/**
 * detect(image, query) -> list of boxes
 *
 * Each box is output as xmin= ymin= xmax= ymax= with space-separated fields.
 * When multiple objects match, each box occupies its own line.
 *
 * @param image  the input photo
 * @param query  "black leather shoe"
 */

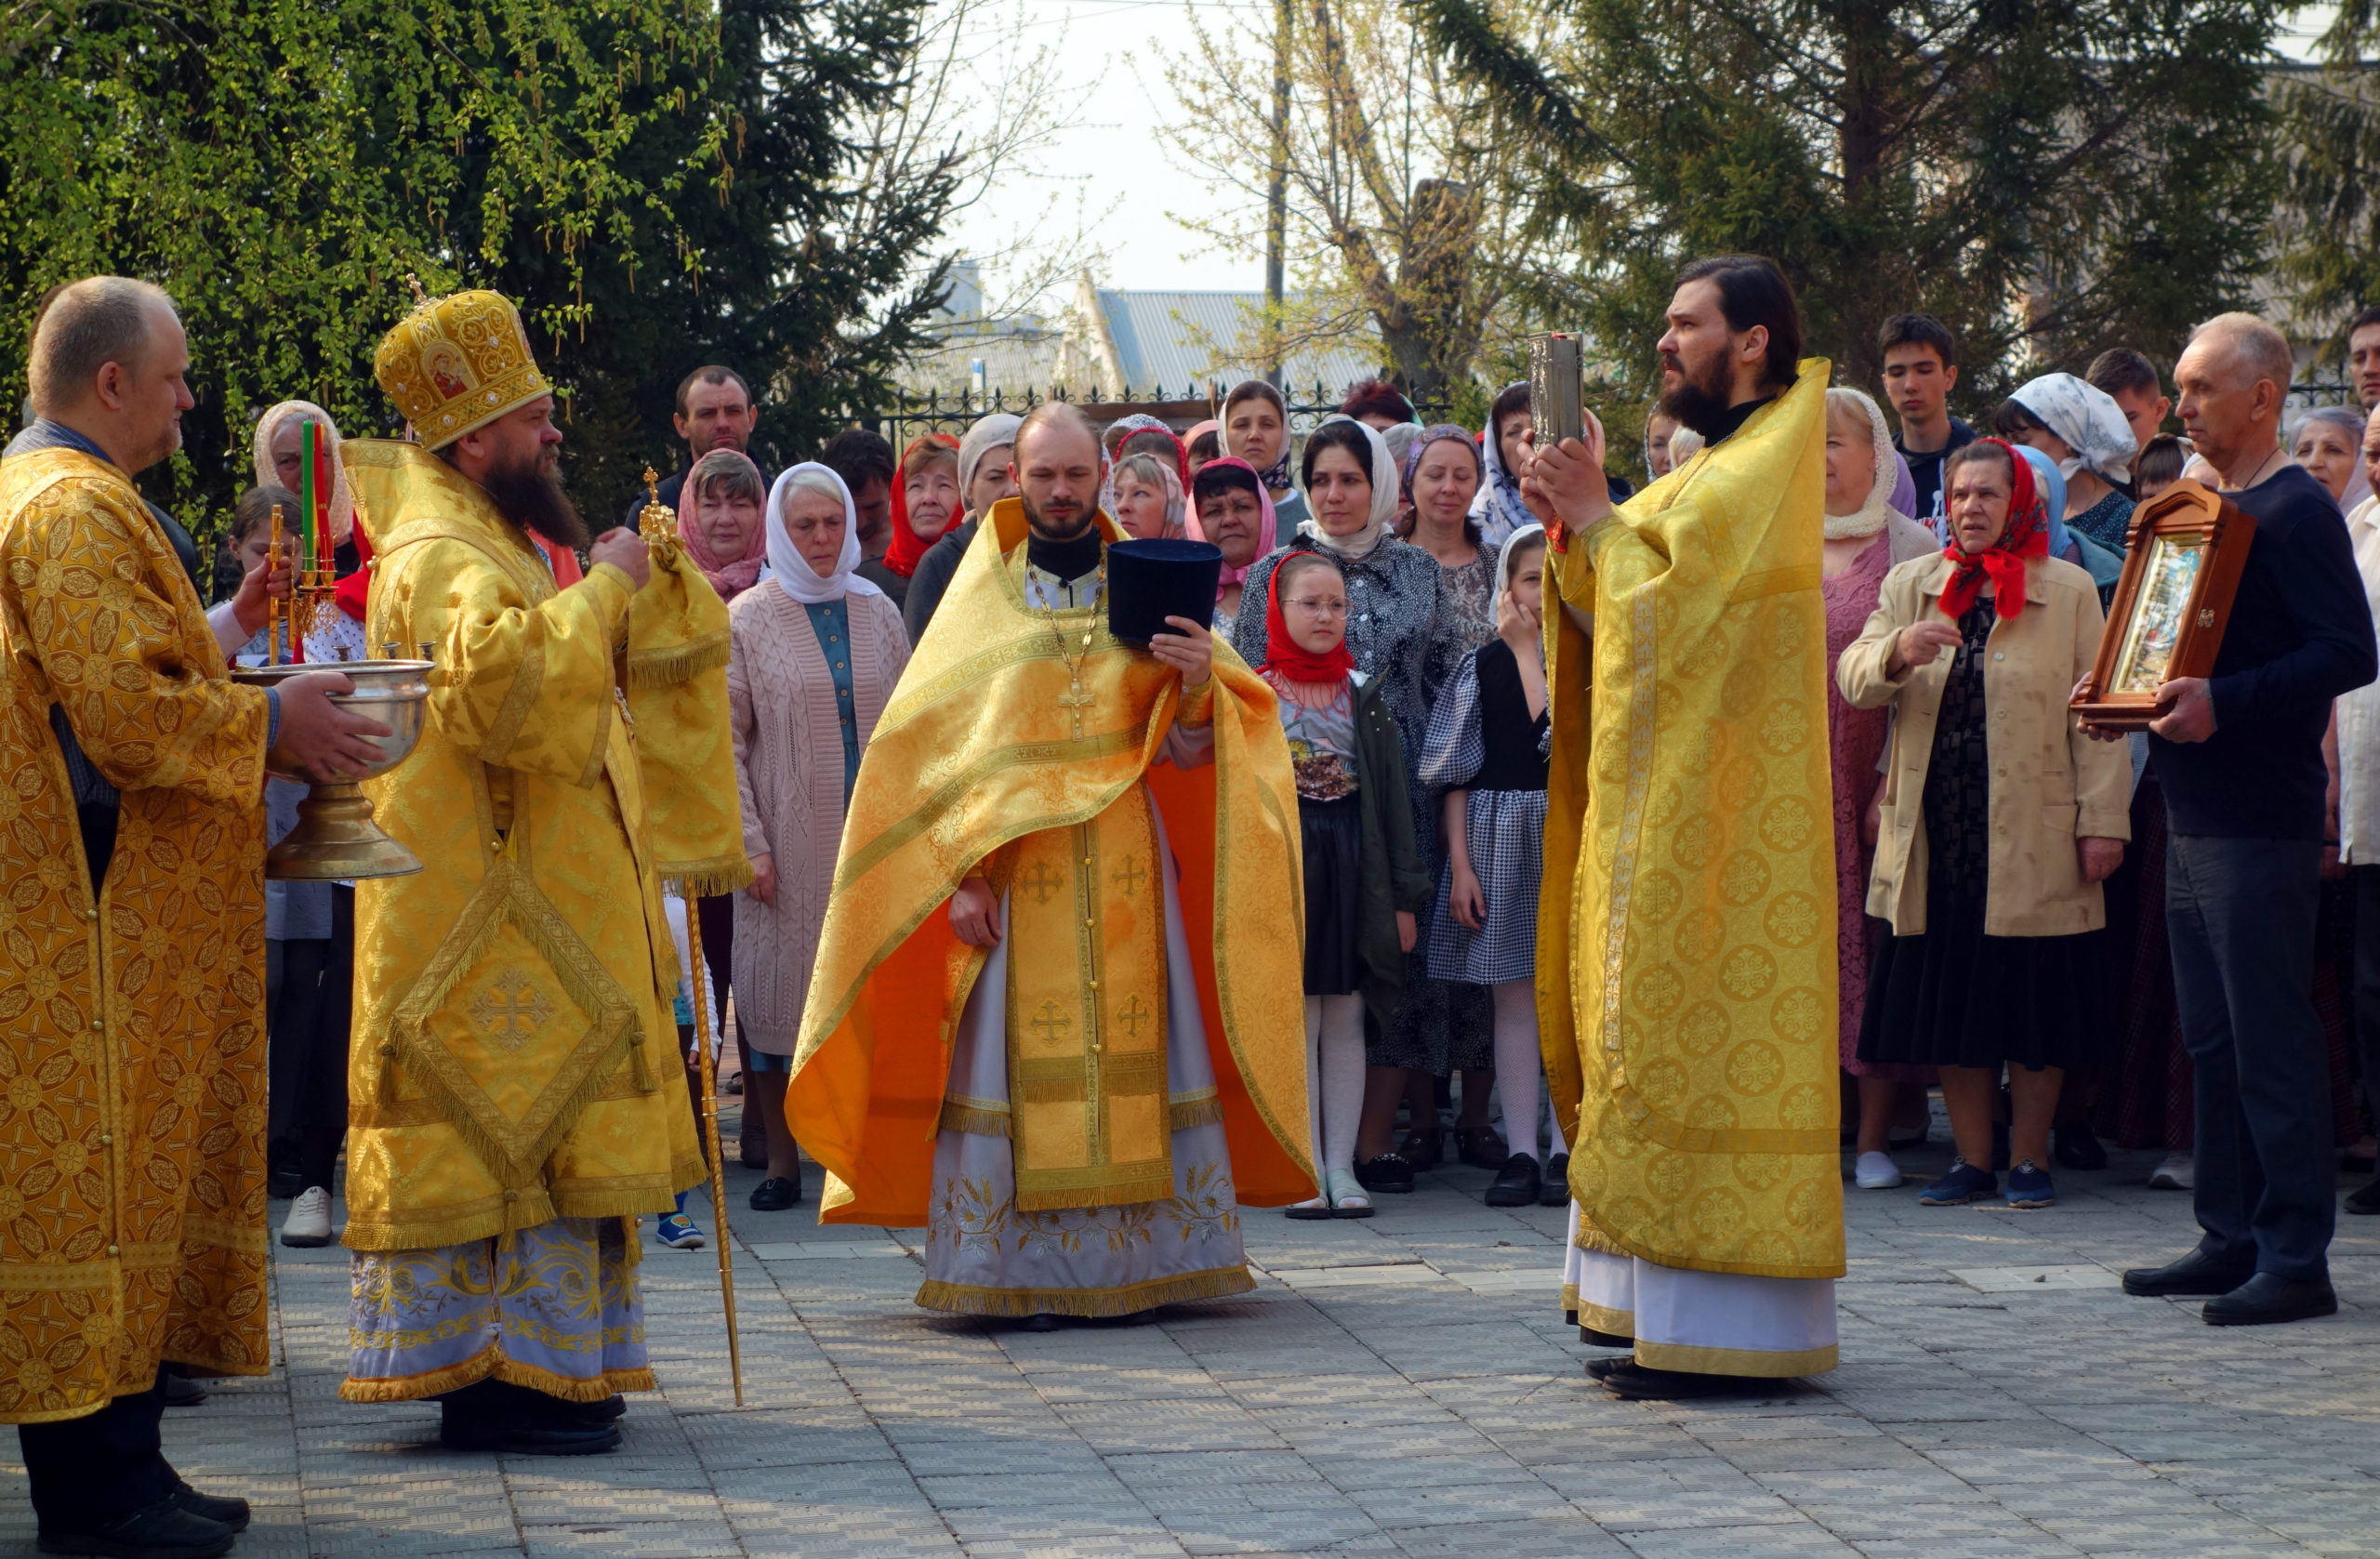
xmin=158 ymin=1368 xmax=205 ymax=1408
xmin=1354 ymin=1152 xmax=1415 ymax=1194
xmin=1600 ymin=1362 xmax=1802 ymax=1401
xmin=2203 ymin=1272 xmax=2338 ymax=1327
xmin=37 ymin=1499 xmax=233 ymax=1558
xmin=1540 ymin=1153 xmax=1571 ymax=1207
xmin=748 ymin=1176 xmax=798 ymax=1211
xmin=2122 ymin=1249 xmax=2255 ymax=1297
xmin=1485 ymin=1153 xmax=1540 ymax=1208
xmin=2346 ymin=1177 xmax=2380 ymax=1216
xmin=440 ymin=1417 xmax=622 ymax=1455
xmin=2053 ymin=1122 xmax=2108 ymax=1171
xmin=1584 ymin=1354 xmax=1632 ymax=1380
xmin=169 ymin=1485 xmax=248 ymax=1534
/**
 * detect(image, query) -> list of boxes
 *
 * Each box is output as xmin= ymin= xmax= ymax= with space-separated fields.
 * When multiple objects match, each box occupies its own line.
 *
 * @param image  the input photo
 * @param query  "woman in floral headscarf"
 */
xmin=1838 ymin=438 xmax=2130 ymax=1214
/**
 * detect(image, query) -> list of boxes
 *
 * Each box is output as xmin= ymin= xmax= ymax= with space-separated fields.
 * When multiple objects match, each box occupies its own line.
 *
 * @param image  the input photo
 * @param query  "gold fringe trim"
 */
xmin=628 ymin=629 xmax=731 ymax=689
xmin=1634 ymin=1339 xmax=1837 ymax=1379
xmin=661 ymin=854 xmax=756 ymax=897
xmin=338 ymin=1345 xmax=657 ymax=1405
xmin=1572 ymin=1214 xmax=1633 ymax=1260
xmin=914 ymin=1263 xmax=1256 ymax=1318
xmin=338 ymin=1182 xmax=683 ymax=1253
xmin=1167 ymin=1094 xmax=1225 ymax=1131
xmin=938 ymin=1102 xmax=1012 ymax=1138
xmin=1013 ymin=1076 xmax=1088 ymax=1104
xmin=1013 ymin=1171 xmax=1172 ymax=1213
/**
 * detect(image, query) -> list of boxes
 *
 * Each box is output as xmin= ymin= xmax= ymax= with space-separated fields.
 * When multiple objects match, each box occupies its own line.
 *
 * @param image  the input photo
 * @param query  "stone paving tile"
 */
xmin=5 ymin=1147 xmax=2376 ymax=1559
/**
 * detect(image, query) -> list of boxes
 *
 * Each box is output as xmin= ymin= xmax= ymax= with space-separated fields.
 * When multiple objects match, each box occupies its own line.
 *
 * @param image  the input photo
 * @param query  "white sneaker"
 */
xmin=280 ymin=1186 xmax=334 ymax=1248
xmin=2148 ymin=1152 xmax=2193 ymax=1191
xmin=1854 ymin=1151 xmax=1903 ymax=1190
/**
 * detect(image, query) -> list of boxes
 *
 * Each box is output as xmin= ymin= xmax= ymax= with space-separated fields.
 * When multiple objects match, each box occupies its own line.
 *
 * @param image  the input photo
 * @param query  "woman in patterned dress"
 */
xmin=1838 ymin=439 xmax=2130 ymax=1212
xmin=1231 ymin=417 xmax=1457 ymax=1192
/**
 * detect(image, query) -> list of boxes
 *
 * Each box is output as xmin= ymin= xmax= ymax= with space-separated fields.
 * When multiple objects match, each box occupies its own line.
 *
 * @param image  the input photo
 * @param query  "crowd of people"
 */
xmin=7 ymin=257 xmax=2380 ymax=1554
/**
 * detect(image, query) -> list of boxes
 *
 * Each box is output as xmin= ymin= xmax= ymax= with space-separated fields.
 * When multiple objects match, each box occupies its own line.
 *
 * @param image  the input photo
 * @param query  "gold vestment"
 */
xmin=340 ymin=441 xmax=703 ymax=1255
xmin=1541 ymin=366 xmax=1845 ymax=1282
xmin=0 ymin=448 xmax=273 ymax=1422
xmin=790 ymin=499 xmax=1315 ymax=1225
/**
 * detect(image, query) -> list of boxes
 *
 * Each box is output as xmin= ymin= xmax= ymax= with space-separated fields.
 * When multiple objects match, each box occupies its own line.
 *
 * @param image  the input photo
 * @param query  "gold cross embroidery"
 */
xmin=1017 ymin=859 xmax=1064 ymax=905
xmin=1030 ymin=999 xmax=1072 ymax=1047
xmin=1116 ymin=993 xmax=1152 ymax=1040
xmin=469 ymin=966 xmax=555 ymax=1051
xmin=1110 ymin=855 xmax=1147 ymax=898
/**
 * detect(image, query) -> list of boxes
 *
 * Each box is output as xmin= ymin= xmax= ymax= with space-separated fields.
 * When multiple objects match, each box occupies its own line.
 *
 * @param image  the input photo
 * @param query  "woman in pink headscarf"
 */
xmin=676 ymin=449 xmax=770 ymax=602
xmin=1186 ymin=456 xmax=1275 ymax=638
xmin=672 ymin=447 xmax=771 ymax=1170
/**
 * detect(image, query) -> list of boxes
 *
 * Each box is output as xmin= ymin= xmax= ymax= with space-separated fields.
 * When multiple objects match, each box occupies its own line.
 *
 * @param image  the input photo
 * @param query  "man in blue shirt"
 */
xmin=2108 ymin=313 xmax=2378 ymax=1327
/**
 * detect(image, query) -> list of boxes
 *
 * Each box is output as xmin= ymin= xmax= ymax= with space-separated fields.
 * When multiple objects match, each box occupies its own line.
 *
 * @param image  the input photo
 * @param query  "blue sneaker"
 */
xmin=1918 ymin=1159 xmax=1998 ymax=1206
xmin=2004 ymin=1159 xmax=2057 ymax=1209
xmin=655 ymin=1211 xmax=706 ymax=1249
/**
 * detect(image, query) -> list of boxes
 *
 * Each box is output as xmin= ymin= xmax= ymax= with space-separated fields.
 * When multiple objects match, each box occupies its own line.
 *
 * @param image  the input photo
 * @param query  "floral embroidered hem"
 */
xmin=341 ymin=1215 xmax=653 ymax=1404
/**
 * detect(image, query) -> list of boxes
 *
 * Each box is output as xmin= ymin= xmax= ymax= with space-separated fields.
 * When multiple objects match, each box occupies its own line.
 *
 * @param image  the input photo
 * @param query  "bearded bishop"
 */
xmin=338 ymin=288 xmax=718 ymax=1454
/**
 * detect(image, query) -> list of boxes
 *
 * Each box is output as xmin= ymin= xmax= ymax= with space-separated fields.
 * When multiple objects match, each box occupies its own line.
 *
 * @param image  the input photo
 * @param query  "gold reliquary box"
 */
xmin=2069 ymin=478 xmax=2257 ymax=732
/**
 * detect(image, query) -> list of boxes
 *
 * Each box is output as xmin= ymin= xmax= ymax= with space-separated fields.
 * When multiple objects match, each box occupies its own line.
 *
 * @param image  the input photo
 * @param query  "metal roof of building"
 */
xmin=1096 ymin=289 xmax=1381 ymax=397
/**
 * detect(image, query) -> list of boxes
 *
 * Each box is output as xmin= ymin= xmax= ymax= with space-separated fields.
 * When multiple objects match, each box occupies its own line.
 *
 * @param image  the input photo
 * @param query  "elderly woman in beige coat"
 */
xmin=1838 ymin=437 xmax=2129 ymax=1214
xmin=730 ymin=463 xmax=912 ymax=1210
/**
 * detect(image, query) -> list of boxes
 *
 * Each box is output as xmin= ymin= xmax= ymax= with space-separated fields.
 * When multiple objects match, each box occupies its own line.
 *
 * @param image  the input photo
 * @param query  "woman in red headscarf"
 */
xmin=1836 ymin=438 xmax=2132 ymax=1213
xmin=868 ymin=433 xmax=963 ymax=611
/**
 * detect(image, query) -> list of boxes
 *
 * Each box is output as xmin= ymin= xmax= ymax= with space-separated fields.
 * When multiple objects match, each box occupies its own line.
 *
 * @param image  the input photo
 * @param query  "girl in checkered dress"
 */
xmin=1419 ymin=526 xmax=1565 ymax=1209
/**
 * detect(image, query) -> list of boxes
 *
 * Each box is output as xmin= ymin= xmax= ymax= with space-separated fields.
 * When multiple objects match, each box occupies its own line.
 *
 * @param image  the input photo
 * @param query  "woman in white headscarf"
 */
xmin=252 ymin=400 xmax=359 ymax=557
xmin=1822 ymin=388 xmax=1939 ymax=1191
xmin=1998 ymin=373 xmax=2138 ymax=555
xmin=727 ymin=464 xmax=911 ymax=1213
xmin=1230 ymin=416 xmax=1486 ymax=1192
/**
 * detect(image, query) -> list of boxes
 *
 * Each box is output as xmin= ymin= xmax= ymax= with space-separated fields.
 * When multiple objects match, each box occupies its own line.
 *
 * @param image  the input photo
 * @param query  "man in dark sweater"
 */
xmin=1879 ymin=312 xmax=1976 ymax=523
xmin=619 ymin=365 xmax=764 ymax=526
xmin=2111 ymin=313 xmax=2378 ymax=1327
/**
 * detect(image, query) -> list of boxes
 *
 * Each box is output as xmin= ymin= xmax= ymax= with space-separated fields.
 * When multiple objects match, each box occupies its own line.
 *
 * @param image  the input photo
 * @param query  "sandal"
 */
xmin=1328 ymin=1169 xmax=1374 ymax=1219
xmin=1455 ymin=1125 xmax=1507 ymax=1169
xmin=1285 ymin=1191 xmax=1335 ymax=1221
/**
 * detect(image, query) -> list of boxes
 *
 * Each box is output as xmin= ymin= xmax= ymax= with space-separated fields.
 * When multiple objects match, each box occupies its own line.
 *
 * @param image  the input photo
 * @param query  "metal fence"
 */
xmin=876 ymin=382 xmax=1452 ymax=448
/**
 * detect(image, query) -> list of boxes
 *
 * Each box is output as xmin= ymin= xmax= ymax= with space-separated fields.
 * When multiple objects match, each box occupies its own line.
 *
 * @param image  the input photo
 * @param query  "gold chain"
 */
xmin=1035 ymin=554 xmax=1106 ymax=737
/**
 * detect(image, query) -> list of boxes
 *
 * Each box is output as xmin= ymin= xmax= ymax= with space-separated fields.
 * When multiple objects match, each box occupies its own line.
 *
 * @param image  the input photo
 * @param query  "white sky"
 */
xmin=934 ymin=1 xmax=2347 ymax=299
xmin=939 ymin=0 xmax=1268 ymax=296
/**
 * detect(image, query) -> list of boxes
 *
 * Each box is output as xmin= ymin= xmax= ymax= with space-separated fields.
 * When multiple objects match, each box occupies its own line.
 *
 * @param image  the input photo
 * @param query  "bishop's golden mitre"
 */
xmin=373 ymin=287 xmax=550 ymax=450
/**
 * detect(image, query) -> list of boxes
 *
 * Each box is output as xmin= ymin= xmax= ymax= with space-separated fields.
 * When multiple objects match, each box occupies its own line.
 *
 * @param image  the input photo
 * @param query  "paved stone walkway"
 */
xmin=7 ymin=1130 xmax=2379 ymax=1558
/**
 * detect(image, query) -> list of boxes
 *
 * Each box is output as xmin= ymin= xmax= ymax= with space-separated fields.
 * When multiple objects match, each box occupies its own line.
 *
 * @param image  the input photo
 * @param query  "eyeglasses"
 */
xmin=1285 ymin=598 xmax=1349 ymax=617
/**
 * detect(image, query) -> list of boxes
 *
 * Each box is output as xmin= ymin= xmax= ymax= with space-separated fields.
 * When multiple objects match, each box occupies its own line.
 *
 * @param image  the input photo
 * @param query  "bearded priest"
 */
xmin=1528 ymin=256 xmax=1845 ymax=1401
xmin=337 ymin=288 xmax=707 ymax=1453
xmin=790 ymin=403 xmax=1313 ymax=1326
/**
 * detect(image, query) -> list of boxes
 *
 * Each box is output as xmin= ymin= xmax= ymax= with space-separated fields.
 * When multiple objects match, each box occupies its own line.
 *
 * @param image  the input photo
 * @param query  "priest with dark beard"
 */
xmin=1526 ymin=256 xmax=1845 ymax=1400
xmin=335 ymin=288 xmax=706 ymax=1454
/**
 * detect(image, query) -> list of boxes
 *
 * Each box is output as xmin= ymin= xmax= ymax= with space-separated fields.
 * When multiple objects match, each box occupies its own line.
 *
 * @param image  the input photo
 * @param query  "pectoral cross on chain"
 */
xmin=1057 ymin=672 xmax=1095 ymax=741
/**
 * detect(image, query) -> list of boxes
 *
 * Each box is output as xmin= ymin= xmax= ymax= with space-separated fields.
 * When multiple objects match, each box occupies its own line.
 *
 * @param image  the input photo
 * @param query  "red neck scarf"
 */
xmin=884 ymin=432 xmax=963 ymax=578
xmin=1937 ymin=439 xmax=2049 ymax=622
xmin=1256 ymin=549 xmax=1355 ymax=684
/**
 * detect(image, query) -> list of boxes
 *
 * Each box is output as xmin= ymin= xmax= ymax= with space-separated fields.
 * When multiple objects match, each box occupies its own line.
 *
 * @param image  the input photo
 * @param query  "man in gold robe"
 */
xmin=338 ymin=287 xmax=707 ymax=1454
xmin=1528 ymin=257 xmax=1845 ymax=1399
xmin=791 ymin=403 xmax=1313 ymax=1325
xmin=0 ymin=277 xmax=384 ymax=1557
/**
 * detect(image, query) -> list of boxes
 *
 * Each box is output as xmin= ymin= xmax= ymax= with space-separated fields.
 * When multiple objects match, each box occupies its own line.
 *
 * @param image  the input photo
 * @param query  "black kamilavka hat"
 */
xmin=1106 ymin=537 xmax=1223 ymax=644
